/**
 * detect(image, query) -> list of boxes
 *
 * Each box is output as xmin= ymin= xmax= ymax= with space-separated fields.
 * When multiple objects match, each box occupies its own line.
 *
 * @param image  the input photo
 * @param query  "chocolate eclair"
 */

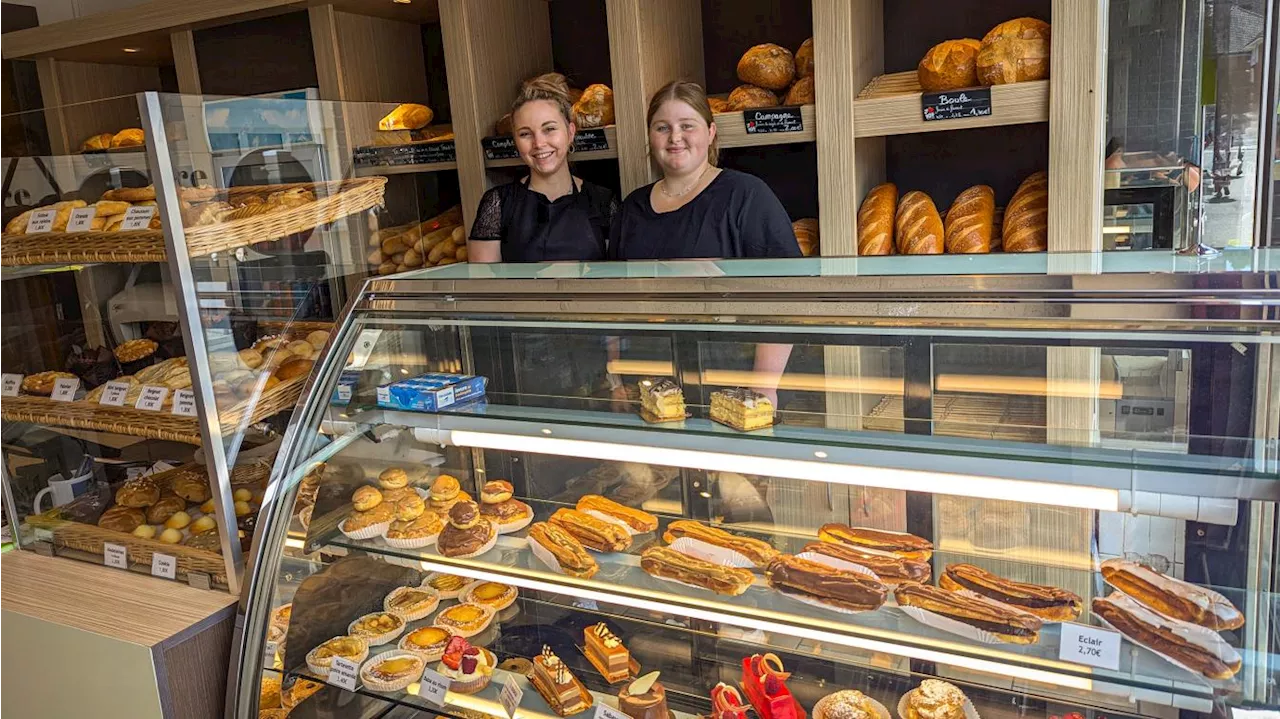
xmin=437 ymin=501 xmax=497 ymax=558
xmin=818 ymin=524 xmax=933 ymax=562
xmin=766 ymin=554 xmax=887 ymax=612
xmin=895 ymin=583 xmax=1042 ymax=644
xmin=801 ymin=541 xmax=931 ymax=585
xmin=940 ymin=564 xmax=1082 ymax=621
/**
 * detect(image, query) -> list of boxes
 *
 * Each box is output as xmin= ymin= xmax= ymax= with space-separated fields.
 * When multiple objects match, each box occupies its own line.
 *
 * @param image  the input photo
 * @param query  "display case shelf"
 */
xmin=852 ymin=73 xmax=1049 ymax=138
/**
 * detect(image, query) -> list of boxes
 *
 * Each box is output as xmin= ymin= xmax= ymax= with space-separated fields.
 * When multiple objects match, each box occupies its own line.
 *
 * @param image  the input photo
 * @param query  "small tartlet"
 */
xmin=421 ymin=572 xmax=470 ymax=599
xmin=432 ymin=602 xmax=496 ymax=638
xmin=306 ymin=635 xmax=369 ymax=677
xmin=384 ymin=586 xmax=441 ymax=621
xmin=460 ymin=580 xmax=518 ymax=612
xmin=348 ymin=612 xmax=407 ymax=646
xmin=360 ymin=650 xmax=425 ymax=692
xmin=399 ymin=625 xmax=456 ymax=661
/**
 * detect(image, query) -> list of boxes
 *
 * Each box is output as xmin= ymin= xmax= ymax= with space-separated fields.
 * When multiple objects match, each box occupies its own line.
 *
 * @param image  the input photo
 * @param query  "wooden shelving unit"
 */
xmin=715 ymin=105 xmax=817 ymax=148
xmin=853 ymin=73 xmax=1049 ymax=138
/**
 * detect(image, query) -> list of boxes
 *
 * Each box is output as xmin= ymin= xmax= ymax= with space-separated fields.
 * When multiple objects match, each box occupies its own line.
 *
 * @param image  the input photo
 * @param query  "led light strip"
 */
xmin=413 ymin=557 xmax=1095 ymax=692
xmin=447 ymin=430 xmax=1121 ymax=511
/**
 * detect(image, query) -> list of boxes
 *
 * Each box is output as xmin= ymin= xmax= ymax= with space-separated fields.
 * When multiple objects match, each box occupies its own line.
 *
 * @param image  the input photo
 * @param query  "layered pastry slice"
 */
xmin=531 ymin=645 xmax=593 ymax=716
xmin=709 ymin=388 xmax=775 ymax=431
xmin=583 ymin=622 xmax=633 ymax=683
xmin=638 ymin=378 xmax=686 ymax=422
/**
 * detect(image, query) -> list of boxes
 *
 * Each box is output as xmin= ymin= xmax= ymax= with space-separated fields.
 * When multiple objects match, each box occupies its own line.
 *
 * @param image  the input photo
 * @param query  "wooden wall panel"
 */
xmin=193 ymin=11 xmax=317 ymax=97
xmin=169 ymin=29 xmax=201 ymax=95
xmin=1048 ymin=0 xmax=1107 ymax=252
xmin=36 ymin=58 xmax=160 ymax=155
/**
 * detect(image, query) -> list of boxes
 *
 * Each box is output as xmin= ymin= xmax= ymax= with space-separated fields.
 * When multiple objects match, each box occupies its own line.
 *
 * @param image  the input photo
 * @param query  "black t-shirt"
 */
xmin=608 ymin=169 xmax=801 ymax=260
xmin=470 ymin=177 xmax=617 ymax=262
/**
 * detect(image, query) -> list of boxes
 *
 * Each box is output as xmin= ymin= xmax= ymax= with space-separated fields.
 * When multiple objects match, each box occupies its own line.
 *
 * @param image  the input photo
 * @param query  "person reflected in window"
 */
xmin=608 ymin=80 xmax=801 ymax=260
xmin=468 ymin=73 xmax=617 ymax=262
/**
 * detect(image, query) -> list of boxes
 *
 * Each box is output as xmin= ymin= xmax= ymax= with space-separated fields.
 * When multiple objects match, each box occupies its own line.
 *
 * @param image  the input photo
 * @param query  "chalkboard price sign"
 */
xmin=481 ymin=136 xmax=520 ymax=161
xmin=573 ymin=128 xmax=609 ymax=152
xmin=743 ymin=107 xmax=804 ymax=135
xmin=922 ymin=89 xmax=993 ymax=122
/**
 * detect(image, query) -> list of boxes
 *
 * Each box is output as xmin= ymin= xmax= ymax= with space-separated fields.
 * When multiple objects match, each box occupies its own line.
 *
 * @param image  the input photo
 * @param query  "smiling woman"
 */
xmin=608 ymin=80 xmax=800 ymax=260
xmin=467 ymin=73 xmax=617 ymax=263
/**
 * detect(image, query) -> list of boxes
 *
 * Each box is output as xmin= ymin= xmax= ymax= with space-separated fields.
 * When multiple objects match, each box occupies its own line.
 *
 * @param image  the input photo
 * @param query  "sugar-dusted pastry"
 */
xmin=584 ymin=622 xmax=632 ymax=683
xmin=438 ymin=635 xmax=496 ymax=694
xmin=437 ymin=501 xmax=498 ymax=558
xmin=902 ymin=679 xmax=967 ymax=719
xmin=638 ymin=378 xmax=685 ymax=422
xmin=813 ymin=690 xmax=880 ymax=719
xmin=576 ymin=494 xmax=658 ymax=533
xmin=352 ymin=485 xmax=383 ymax=511
xmin=710 ymin=388 xmax=775 ymax=431
xmin=384 ymin=585 xmax=441 ymax=621
xmin=432 ymin=602 xmax=495 ymax=638
xmin=531 ymin=645 xmax=593 ymax=716
xmin=461 ymin=581 xmax=517 ymax=611
xmin=399 ymin=625 xmax=455 ymax=661
xmin=360 ymin=651 xmax=424 ymax=692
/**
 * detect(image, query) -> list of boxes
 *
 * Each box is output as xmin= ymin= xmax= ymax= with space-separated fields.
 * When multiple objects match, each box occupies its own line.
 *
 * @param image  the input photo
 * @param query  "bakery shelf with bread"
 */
xmin=852 ymin=72 xmax=1048 ymax=138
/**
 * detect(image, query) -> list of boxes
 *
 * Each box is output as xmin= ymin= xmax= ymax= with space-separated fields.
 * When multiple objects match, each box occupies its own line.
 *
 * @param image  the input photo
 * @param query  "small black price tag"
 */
xmin=481 ymin=136 xmax=520 ymax=161
xmin=573 ymin=128 xmax=609 ymax=152
xmin=921 ymin=88 xmax=993 ymax=122
xmin=353 ymin=140 xmax=456 ymax=167
xmin=743 ymin=106 xmax=804 ymax=134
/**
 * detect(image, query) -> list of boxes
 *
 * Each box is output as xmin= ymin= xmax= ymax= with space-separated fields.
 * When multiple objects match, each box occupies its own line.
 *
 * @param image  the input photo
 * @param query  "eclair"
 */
xmin=766 ymin=554 xmax=887 ymax=612
xmin=640 ymin=546 xmax=754 ymax=596
xmin=548 ymin=508 xmax=631 ymax=553
xmin=528 ymin=521 xmax=599 ymax=579
xmin=1100 ymin=558 xmax=1244 ymax=631
xmin=1093 ymin=593 xmax=1241 ymax=679
xmin=940 ymin=564 xmax=1082 ymax=621
xmin=818 ymin=523 xmax=933 ymax=562
xmin=895 ymin=583 xmax=1042 ymax=644
xmin=663 ymin=520 xmax=779 ymax=569
xmin=801 ymin=542 xmax=930 ymax=585
xmin=576 ymin=494 xmax=658 ymax=533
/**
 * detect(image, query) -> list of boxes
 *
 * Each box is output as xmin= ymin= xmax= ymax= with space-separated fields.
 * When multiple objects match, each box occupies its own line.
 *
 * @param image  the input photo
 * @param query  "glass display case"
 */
xmin=237 ymin=260 xmax=1279 ymax=718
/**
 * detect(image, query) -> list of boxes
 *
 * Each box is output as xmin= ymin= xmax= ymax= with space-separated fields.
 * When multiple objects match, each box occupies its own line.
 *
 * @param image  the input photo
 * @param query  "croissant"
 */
xmin=944 ymin=185 xmax=994 ymax=253
xmin=895 ymin=191 xmax=944 ymax=255
xmin=1003 ymin=171 xmax=1048 ymax=252
xmin=856 ymin=183 xmax=897 ymax=256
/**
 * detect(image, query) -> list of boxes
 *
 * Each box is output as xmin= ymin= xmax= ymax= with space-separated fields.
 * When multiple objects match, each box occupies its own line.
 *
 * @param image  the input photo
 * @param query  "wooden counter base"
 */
xmin=1 ymin=551 xmax=237 ymax=719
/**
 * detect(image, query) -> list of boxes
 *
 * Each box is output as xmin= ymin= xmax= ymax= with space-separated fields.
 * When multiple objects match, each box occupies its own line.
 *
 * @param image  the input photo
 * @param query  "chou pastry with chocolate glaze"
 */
xmin=640 ymin=546 xmax=754 ymax=596
xmin=902 ymin=680 xmax=967 ymax=719
xmin=895 ymin=583 xmax=1042 ymax=644
xmin=801 ymin=541 xmax=930 ymax=585
xmin=479 ymin=481 xmax=533 ymax=533
xmin=767 ymin=554 xmax=888 ymax=612
xmin=480 ymin=480 xmax=513 ymax=504
xmin=378 ymin=467 xmax=409 ymax=489
xmin=819 ymin=523 xmax=933 ymax=561
xmin=1100 ymin=558 xmax=1243 ymax=630
xmin=940 ymin=563 xmax=1082 ymax=621
xmin=576 ymin=494 xmax=658 ymax=533
xmin=437 ymin=501 xmax=497 ymax=558
xmin=529 ymin=521 xmax=599 ymax=579
xmin=1092 ymin=592 xmax=1241 ymax=679
xmin=549 ymin=507 xmax=631 ymax=553
xmin=663 ymin=519 xmax=778 ymax=568
xmin=352 ymin=485 xmax=383 ymax=511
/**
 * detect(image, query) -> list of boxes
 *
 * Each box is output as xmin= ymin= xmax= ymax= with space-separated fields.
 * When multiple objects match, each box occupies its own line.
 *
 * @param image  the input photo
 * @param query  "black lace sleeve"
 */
xmin=469 ymin=186 xmax=504 ymax=242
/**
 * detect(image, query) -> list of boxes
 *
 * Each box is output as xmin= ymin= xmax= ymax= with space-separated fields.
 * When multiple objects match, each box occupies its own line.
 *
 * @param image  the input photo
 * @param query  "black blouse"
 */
xmin=608 ymin=169 xmax=801 ymax=260
xmin=470 ymin=177 xmax=617 ymax=263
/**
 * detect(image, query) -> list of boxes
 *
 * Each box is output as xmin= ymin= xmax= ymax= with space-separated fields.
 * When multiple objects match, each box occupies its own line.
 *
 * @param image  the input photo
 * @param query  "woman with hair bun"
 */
xmin=469 ymin=73 xmax=617 ymax=262
xmin=608 ymin=80 xmax=799 ymax=260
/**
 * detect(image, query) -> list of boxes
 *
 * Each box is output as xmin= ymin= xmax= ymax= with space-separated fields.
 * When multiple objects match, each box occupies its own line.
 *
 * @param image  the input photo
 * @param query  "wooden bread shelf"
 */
xmin=355 ymin=161 xmax=457 ymax=176
xmin=715 ymin=104 xmax=816 ymax=149
xmin=1 ymin=229 xmax=167 ymax=266
xmin=853 ymin=72 xmax=1049 ymax=139
xmin=1 ymin=375 xmax=306 ymax=445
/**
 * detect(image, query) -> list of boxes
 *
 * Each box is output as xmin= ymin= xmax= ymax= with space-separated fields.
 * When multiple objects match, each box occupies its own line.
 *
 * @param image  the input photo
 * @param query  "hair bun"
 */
xmin=520 ymin=72 xmax=570 ymax=100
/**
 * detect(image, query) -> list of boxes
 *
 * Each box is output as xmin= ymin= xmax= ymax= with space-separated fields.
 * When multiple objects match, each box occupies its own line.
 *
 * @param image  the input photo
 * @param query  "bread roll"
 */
xmin=856 ymin=183 xmax=897 ymax=256
xmin=895 ymin=191 xmax=944 ymax=255
xmin=792 ymin=218 xmax=819 ymax=257
xmin=1003 ymin=171 xmax=1048 ymax=252
xmin=943 ymin=185 xmax=995 ymax=253
xmin=110 ymin=128 xmax=144 ymax=148
xmin=918 ymin=39 xmax=982 ymax=91
xmin=81 ymin=133 xmax=113 ymax=152
xmin=495 ymin=113 xmax=513 ymax=136
xmin=978 ymin=18 xmax=1051 ymax=85
xmin=572 ymin=84 xmax=615 ymax=128
xmin=737 ymin=43 xmax=796 ymax=90
xmin=795 ymin=38 xmax=814 ymax=78
xmin=708 ymin=97 xmax=731 ymax=114
xmin=727 ymin=85 xmax=778 ymax=111
xmin=379 ymin=103 xmax=433 ymax=131
xmin=783 ymin=75 xmax=814 ymax=105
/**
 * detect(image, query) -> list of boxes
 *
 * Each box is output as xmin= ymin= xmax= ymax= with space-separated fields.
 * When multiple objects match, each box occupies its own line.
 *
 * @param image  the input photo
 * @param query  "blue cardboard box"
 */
xmin=376 ymin=372 xmax=487 ymax=412
xmin=330 ymin=370 xmax=361 ymax=406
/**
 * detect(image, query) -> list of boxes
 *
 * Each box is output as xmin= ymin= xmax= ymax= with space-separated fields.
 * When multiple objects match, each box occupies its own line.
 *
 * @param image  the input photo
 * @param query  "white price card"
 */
xmin=327 ymin=656 xmax=360 ymax=691
xmin=135 ymin=385 xmax=168 ymax=411
xmin=171 ymin=388 xmax=196 ymax=416
xmin=151 ymin=552 xmax=176 ymax=579
xmin=499 ymin=674 xmax=523 ymax=718
xmin=594 ymin=704 xmax=628 ymax=719
xmin=419 ymin=668 xmax=451 ymax=707
xmin=120 ymin=205 xmax=155 ymax=230
xmin=98 ymin=380 xmax=131 ymax=406
xmin=25 ymin=208 xmax=57 ymax=234
xmin=104 ymin=542 xmax=128 ymax=569
xmin=1058 ymin=622 xmax=1121 ymax=671
xmin=66 ymin=207 xmax=97 ymax=232
xmin=2 ymin=373 xmax=22 ymax=397
xmin=50 ymin=376 xmax=80 ymax=402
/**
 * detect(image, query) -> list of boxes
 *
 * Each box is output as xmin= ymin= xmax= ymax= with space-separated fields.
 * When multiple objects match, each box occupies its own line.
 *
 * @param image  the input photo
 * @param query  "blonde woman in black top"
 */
xmin=469 ymin=73 xmax=617 ymax=263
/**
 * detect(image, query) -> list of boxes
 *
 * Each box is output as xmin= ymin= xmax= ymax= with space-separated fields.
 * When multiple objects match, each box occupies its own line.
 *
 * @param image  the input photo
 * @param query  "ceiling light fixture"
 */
xmin=123 ymin=47 xmax=141 ymax=53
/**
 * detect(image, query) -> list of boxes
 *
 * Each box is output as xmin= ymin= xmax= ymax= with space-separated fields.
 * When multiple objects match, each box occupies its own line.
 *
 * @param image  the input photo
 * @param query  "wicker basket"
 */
xmin=0 ymin=229 xmax=166 ymax=266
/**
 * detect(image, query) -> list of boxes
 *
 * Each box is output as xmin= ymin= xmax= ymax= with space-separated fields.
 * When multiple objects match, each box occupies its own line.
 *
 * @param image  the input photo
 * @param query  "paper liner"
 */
xmin=528 ymin=534 xmax=589 ymax=578
xmin=339 ymin=516 xmax=392 ymax=541
xmin=360 ymin=650 xmax=425 ymax=692
xmin=437 ymin=520 xmax=499 ymax=559
xmin=433 ymin=602 xmax=496 ymax=638
xmin=384 ymin=585 xmax=441 ymax=621
xmin=645 ymin=569 xmax=756 ymax=595
xmin=305 ymin=636 xmax=369 ymax=678
xmin=897 ymin=691 xmax=980 ymax=719
xmin=460 ymin=579 xmax=518 ymax=611
xmin=950 ymin=587 xmax=1059 ymax=624
xmin=398 ymin=626 xmax=456 ymax=661
xmin=348 ymin=613 xmax=408 ymax=647
xmin=494 ymin=508 xmax=533 ymax=535
xmin=897 ymin=606 xmax=1005 ymax=645
xmin=670 ymin=537 xmax=756 ymax=569
xmin=1101 ymin=571 xmax=1241 ymax=632
xmin=582 ymin=509 xmax=645 ymax=537
xmin=1093 ymin=612 xmax=1231 ymax=684
xmin=771 ymin=552 xmax=883 ymax=614
xmin=421 ymin=572 xmax=469 ymax=599
xmin=813 ymin=693 xmax=891 ymax=719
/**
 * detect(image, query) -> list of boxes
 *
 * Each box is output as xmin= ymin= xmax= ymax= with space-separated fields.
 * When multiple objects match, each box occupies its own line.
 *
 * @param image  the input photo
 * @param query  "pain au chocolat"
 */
xmin=940 ymin=564 xmax=1082 ymax=621
xmin=894 ymin=583 xmax=1042 ymax=644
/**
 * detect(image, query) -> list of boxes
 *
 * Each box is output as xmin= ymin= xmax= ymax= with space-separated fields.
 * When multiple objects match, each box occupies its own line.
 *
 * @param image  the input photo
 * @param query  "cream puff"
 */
xmin=397 ymin=493 xmax=426 ymax=522
xmin=379 ymin=467 xmax=409 ymax=490
xmin=352 ymin=485 xmax=383 ymax=511
xmin=480 ymin=480 xmax=513 ymax=504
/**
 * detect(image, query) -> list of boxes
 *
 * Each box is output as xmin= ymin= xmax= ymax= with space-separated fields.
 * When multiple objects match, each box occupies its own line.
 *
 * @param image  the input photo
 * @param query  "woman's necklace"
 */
xmin=660 ymin=165 xmax=711 ymax=198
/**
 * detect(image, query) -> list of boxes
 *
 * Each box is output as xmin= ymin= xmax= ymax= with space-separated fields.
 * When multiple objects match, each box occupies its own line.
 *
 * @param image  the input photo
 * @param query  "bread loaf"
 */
xmin=1003 ymin=171 xmax=1048 ymax=252
xmin=708 ymin=97 xmax=731 ymax=114
xmin=792 ymin=218 xmax=819 ymax=257
xmin=943 ymin=185 xmax=995 ymax=253
xmin=918 ymin=39 xmax=982 ymax=91
xmin=727 ymin=85 xmax=778 ymax=111
xmin=80 ymin=133 xmax=113 ymax=152
xmin=379 ymin=103 xmax=433 ymax=131
xmin=783 ymin=75 xmax=814 ymax=105
xmin=978 ymin=18 xmax=1051 ymax=85
xmin=857 ymin=183 xmax=897 ymax=256
xmin=795 ymin=38 xmax=814 ymax=78
xmin=572 ymin=84 xmax=615 ymax=128
xmin=495 ymin=113 xmax=513 ymax=136
xmin=737 ymin=43 xmax=795 ymax=90
xmin=895 ymin=191 xmax=944 ymax=255
xmin=110 ymin=128 xmax=144 ymax=148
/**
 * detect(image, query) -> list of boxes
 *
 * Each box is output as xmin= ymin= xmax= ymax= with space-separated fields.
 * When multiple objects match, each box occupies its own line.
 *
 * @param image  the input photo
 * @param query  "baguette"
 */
xmin=662 ymin=520 xmax=779 ymax=569
xmin=528 ymin=521 xmax=598 ymax=579
xmin=895 ymin=583 xmax=1042 ymax=644
xmin=940 ymin=563 xmax=1081 ymax=621
xmin=576 ymin=494 xmax=658 ymax=533
xmin=818 ymin=523 xmax=933 ymax=561
xmin=895 ymin=191 xmax=944 ymax=254
xmin=1003 ymin=171 xmax=1048 ymax=252
xmin=1100 ymin=558 xmax=1243 ymax=630
xmin=766 ymin=554 xmax=887 ymax=612
xmin=856 ymin=183 xmax=897 ymax=256
xmin=640 ymin=546 xmax=754 ymax=596
xmin=801 ymin=542 xmax=930 ymax=585
xmin=943 ymin=185 xmax=995 ymax=254
xmin=548 ymin=508 xmax=631 ymax=553
xmin=1093 ymin=593 xmax=1241 ymax=679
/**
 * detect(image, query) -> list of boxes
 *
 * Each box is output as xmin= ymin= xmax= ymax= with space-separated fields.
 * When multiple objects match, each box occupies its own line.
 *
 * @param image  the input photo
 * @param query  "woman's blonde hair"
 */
xmin=512 ymin=72 xmax=574 ymax=126
xmin=646 ymin=80 xmax=719 ymax=166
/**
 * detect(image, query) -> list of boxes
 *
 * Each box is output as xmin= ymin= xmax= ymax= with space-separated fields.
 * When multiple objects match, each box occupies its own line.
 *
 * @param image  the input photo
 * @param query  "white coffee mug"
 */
xmin=32 ymin=472 xmax=93 ymax=513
